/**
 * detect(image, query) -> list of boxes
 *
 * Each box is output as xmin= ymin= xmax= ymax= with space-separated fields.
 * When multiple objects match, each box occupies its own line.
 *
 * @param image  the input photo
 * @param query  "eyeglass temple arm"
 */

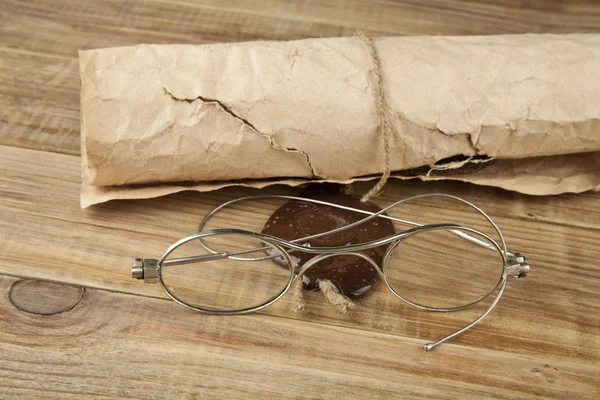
xmin=424 ymin=279 xmax=507 ymax=351
xmin=132 ymin=253 xmax=230 ymax=282
xmin=423 ymin=251 xmax=529 ymax=350
xmin=424 ymin=252 xmax=529 ymax=350
xmin=197 ymin=194 xmax=516 ymax=259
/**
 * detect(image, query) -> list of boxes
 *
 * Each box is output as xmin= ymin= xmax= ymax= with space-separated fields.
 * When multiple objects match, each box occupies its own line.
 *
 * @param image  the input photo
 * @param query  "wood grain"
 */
xmin=1 ymin=275 xmax=598 ymax=400
xmin=0 ymin=145 xmax=598 ymax=361
xmin=2 ymin=0 xmax=600 ymax=154
xmin=2 ymin=1 xmax=600 ymax=398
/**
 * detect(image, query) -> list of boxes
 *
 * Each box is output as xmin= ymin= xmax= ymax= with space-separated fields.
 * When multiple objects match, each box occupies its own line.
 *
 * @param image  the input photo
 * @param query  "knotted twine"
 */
xmin=356 ymin=32 xmax=393 ymax=203
xmin=292 ymin=33 xmax=392 ymax=314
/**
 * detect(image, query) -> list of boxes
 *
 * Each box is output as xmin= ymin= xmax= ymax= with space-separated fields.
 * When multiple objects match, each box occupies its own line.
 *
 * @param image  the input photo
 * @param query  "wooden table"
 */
xmin=1 ymin=1 xmax=599 ymax=398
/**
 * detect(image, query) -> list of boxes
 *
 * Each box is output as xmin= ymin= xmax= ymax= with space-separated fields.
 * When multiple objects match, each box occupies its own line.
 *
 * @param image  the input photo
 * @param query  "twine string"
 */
xmin=318 ymin=279 xmax=355 ymax=314
xmin=356 ymin=31 xmax=393 ymax=203
xmin=296 ymin=34 xmax=391 ymax=312
xmin=291 ymin=277 xmax=306 ymax=312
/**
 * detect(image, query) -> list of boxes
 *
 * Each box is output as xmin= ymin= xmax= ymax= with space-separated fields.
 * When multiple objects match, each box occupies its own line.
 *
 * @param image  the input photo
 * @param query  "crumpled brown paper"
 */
xmin=79 ymin=34 xmax=600 ymax=207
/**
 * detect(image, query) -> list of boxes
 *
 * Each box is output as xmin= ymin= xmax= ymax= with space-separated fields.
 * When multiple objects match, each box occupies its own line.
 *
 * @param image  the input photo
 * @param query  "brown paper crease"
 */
xmin=79 ymin=34 xmax=600 ymax=207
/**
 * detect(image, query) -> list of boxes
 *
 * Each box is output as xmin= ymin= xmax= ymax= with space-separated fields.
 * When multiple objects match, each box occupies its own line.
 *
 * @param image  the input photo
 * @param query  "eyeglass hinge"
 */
xmin=505 ymin=252 xmax=529 ymax=278
xmin=132 ymin=258 xmax=159 ymax=283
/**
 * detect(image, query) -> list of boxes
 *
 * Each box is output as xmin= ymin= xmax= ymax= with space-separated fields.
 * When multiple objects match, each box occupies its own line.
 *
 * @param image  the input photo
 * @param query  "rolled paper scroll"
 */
xmin=79 ymin=34 xmax=600 ymax=207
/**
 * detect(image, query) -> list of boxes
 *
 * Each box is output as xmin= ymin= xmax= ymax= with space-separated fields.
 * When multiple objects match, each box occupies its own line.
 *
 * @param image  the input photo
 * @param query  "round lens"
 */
xmin=160 ymin=232 xmax=293 ymax=313
xmin=383 ymin=226 xmax=504 ymax=310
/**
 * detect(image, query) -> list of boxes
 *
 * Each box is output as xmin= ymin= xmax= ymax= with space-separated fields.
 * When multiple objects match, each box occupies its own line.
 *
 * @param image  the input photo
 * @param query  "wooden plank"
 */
xmin=1 ymin=275 xmax=598 ymax=399
xmin=2 ymin=0 xmax=600 ymax=155
xmin=2 ymin=1 xmax=600 ymax=397
xmin=1 ymin=145 xmax=598 ymax=359
xmin=3 ymin=0 xmax=599 ymax=54
xmin=0 ymin=49 xmax=80 ymax=154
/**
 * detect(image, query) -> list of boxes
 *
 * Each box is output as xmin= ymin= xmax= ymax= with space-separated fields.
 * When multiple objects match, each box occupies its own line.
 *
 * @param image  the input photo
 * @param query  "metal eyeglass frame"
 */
xmin=132 ymin=193 xmax=530 ymax=351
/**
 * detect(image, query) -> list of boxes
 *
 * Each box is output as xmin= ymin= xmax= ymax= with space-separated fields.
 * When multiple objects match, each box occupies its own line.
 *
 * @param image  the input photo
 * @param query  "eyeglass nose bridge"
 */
xmin=295 ymin=251 xmax=384 ymax=282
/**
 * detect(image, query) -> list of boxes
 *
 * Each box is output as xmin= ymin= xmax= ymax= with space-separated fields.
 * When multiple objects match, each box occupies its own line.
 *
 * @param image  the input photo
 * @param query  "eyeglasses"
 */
xmin=132 ymin=193 xmax=529 ymax=351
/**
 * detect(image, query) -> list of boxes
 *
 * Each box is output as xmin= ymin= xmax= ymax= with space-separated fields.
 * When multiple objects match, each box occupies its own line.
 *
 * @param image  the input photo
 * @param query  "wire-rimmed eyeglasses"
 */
xmin=132 ymin=193 xmax=529 ymax=351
